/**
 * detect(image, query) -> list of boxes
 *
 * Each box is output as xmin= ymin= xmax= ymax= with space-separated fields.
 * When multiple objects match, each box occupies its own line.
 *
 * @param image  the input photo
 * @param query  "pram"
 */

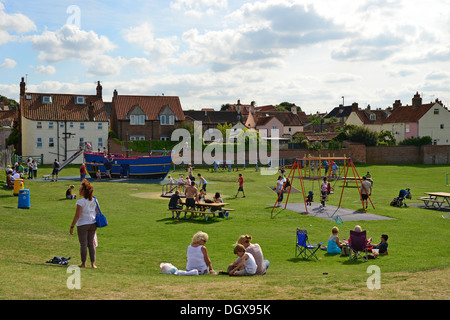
xmin=390 ymin=188 xmax=411 ymax=207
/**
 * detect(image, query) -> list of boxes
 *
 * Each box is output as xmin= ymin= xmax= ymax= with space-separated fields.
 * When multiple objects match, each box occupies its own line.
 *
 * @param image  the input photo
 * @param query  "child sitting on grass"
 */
xmin=229 ymin=244 xmax=257 ymax=276
xmin=66 ymin=185 xmax=77 ymax=199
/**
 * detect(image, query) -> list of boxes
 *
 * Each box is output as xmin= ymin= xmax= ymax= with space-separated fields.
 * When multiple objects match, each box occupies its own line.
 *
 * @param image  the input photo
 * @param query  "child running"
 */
xmin=235 ymin=173 xmax=245 ymax=198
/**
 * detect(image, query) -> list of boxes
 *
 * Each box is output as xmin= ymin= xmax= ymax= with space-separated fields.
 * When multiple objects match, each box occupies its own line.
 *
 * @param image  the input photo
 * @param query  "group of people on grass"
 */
xmin=174 ymin=231 xmax=269 ymax=277
xmin=323 ymin=225 xmax=388 ymax=257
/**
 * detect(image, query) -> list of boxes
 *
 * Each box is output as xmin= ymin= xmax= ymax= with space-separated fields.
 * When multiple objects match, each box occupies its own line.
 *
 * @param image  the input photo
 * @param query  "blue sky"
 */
xmin=1 ymin=0 xmax=450 ymax=114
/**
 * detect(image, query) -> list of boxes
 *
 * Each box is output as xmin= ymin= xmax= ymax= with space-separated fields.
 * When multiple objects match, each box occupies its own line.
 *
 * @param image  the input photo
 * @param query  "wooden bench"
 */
xmin=417 ymin=197 xmax=445 ymax=209
xmin=168 ymin=208 xmax=234 ymax=221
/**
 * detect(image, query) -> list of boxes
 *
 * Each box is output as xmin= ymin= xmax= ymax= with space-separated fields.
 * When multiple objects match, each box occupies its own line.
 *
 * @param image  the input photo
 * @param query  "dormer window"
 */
xmin=160 ymin=115 xmax=174 ymax=125
xmin=369 ymin=114 xmax=376 ymax=121
xmin=130 ymin=115 xmax=146 ymax=125
xmin=26 ymin=94 xmax=32 ymax=100
xmin=75 ymin=96 xmax=86 ymax=104
xmin=42 ymin=96 xmax=52 ymax=104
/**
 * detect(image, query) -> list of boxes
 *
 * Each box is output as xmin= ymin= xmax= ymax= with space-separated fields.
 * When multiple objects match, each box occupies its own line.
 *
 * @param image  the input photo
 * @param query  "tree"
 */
xmin=347 ymin=126 xmax=379 ymax=146
xmin=377 ymin=130 xmax=396 ymax=146
xmin=274 ymin=102 xmax=301 ymax=112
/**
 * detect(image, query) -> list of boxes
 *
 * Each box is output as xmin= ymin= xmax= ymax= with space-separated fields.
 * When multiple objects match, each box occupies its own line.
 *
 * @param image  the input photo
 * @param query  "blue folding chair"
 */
xmin=296 ymin=228 xmax=323 ymax=261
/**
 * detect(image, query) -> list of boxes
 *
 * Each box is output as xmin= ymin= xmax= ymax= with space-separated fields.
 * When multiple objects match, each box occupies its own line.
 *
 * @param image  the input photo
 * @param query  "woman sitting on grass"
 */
xmin=228 ymin=235 xmax=269 ymax=275
xmin=322 ymin=226 xmax=344 ymax=254
xmin=185 ymin=231 xmax=216 ymax=275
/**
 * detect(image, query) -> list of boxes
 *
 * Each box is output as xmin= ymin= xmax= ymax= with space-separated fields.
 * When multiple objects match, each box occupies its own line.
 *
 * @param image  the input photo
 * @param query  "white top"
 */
xmin=75 ymin=197 xmax=97 ymax=226
xmin=243 ymin=252 xmax=257 ymax=275
xmin=277 ymin=179 xmax=284 ymax=192
xmin=361 ymin=180 xmax=372 ymax=195
xmin=186 ymin=245 xmax=208 ymax=274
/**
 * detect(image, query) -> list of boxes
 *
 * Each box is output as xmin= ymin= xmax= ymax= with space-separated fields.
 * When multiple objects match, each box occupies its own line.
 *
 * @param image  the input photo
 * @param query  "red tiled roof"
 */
xmin=21 ymin=93 xmax=107 ymax=122
xmin=304 ymin=131 xmax=339 ymax=142
xmin=0 ymin=110 xmax=16 ymax=126
xmin=383 ymin=103 xmax=435 ymax=123
xmin=355 ymin=109 xmax=391 ymax=125
xmin=112 ymin=95 xmax=185 ymax=121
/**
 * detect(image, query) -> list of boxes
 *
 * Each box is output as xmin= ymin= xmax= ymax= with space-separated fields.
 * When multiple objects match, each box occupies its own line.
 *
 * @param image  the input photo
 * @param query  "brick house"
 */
xmin=110 ymin=90 xmax=185 ymax=142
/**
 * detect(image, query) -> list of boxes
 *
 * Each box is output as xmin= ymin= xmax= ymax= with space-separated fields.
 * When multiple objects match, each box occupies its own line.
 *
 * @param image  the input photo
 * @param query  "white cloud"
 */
xmin=122 ymin=22 xmax=179 ymax=63
xmin=0 ymin=58 xmax=16 ymax=69
xmin=0 ymin=2 xmax=36 ymax=44
xmin=170 ymin=0 xmax=227 ymax=16
xmin=0 ymin=2 xmax=36 ymax=33
xmin=27 ymin=24 xmax=116 ymax=63
xmin=35 ymin=65 xmax=56 ymax=74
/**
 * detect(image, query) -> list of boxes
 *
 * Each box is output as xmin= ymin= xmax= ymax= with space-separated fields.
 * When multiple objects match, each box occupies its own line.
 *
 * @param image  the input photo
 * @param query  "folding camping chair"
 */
xmin=295 ymin=228 xmax=323 ymax=261
xmin=348 ymin=230 xmax=368 ymax=261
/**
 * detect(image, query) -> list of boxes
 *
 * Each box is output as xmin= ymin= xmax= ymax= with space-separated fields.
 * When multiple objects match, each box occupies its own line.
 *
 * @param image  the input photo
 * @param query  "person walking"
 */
xmin=235 ymin=173 xmax=245 ymax=198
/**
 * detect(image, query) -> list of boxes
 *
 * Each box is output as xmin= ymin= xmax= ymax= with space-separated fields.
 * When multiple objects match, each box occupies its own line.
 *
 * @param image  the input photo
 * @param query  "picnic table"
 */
xmin=168 ymin=198 xmax=234 ymax=221
xmin=417 ymin=192 xmax=450 ymax=210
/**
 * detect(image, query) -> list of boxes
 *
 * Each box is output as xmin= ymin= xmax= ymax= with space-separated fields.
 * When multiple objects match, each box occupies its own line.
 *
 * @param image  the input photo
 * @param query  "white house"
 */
xmin=19 ymin=78 xmax=109 ymax=164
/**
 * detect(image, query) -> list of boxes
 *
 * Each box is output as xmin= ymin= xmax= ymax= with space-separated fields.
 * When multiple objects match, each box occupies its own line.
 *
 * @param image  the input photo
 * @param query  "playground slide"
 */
xmin=56 ymin=150 xmax=83 ymax=172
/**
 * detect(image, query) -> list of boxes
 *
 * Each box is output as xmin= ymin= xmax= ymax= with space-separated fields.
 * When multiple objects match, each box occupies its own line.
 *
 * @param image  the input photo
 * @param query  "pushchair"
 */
xmin=390 ymin=188 xmax=411 ymax=207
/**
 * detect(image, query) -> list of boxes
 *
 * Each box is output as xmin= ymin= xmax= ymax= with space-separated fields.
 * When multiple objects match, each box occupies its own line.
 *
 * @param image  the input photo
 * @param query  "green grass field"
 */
xmin=0 ymin=163 xmax=449 ymax=300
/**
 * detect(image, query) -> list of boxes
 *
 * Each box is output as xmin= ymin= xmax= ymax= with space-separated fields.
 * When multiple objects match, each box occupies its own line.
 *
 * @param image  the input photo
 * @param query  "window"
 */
xmin=49 ymin=137 xmax=54 ymax=148
xmin=48 ymin=122 xmax=54 ymax=129
xmin=434 ymin=108 xmax=439 ymax=115
xmin=369 ymin=114 xmax=376 ymax=121
xmin=60 ymin=122 xmax=64 ymax=128
xmin=36 ymin=122 xmax=42 ymax=129
xmin=405 ymin=124 xmax=410 ymax=133
xmin=160 ymin=115 xmax=173 ymax=125
xmin=79 ymin=137 xmax=84 ymax=148
xmin=69 ymin=122 xmax=74 ymax=128
xmin=98 ymin=137 xmax=103 ymax=147
xmin=441 ymin=124 xmax=445 ymax=129
xmin=160 ymin=136 xmax=169 ymax=141
xmin=75 ymin=96 xmax=85 ymax=104
xmin=26 ymin=94 xmax=32 ymax=100
xmin=37 ymin=138 xmax=42 ymax=148
xmin=97 ymin=122 xmax=103 ymax=130
xmin=41 ymin=96 xmax=52 ymax=104
xmin=130 ymin=114 xmax=145 ymax=125
xmin=130 ymin=135 xmax=145 ymax=141
xmin=80 ymin=122 xmax=85 ymax=130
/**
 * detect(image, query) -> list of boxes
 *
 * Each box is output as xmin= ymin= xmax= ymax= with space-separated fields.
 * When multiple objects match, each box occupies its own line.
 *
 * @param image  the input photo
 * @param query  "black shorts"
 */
xmin=186 ymin=198 xmax=196 ymax=209
xmin=361 ymin=194 xmax=368 ymax=200
xmin=52 ymin=168 xmax=59 ymax=175
xmin=238 ymin=186 xmax=244 ymax=191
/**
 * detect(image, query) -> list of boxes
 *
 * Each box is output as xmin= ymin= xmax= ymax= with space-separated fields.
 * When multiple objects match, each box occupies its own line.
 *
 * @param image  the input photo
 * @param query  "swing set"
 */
xmin=272 ymin=156 xmax=374 ymax=215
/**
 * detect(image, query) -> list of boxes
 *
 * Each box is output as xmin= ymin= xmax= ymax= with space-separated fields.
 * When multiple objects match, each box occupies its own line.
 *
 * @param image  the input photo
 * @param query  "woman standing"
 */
xmin=69 ymin=179 xmax=98 ymax=268
xmin=32 ymin=160 xmax=38 ymax=179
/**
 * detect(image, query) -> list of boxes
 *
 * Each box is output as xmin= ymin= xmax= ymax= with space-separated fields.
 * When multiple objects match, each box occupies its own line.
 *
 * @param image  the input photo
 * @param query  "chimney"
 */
xmin=236 ymin=99 xmax=242 ymax=114
xmin=113 ymin=89 xmax=118 ymax=99
xmin=88 ymin=102 xmax=95 ymax=121
xmin=366 ymin=104 xmax=371 ymax=110
xmin=20 ymin=77 xmax=26 ymax=96
xmin=96 ymin=81 xmax=102 ymax=97
xmin=250 ymin=101 xmax=256 ymax=114
xmin=352 ymin=103 xmax=358 ymax=112
xmin=291 ymin=103 xmax=297 ymax=115
xmin=393 ymin=100 xmax=402 ymax=110
xmin=412 ymin=92 xmax=422 ymax=108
